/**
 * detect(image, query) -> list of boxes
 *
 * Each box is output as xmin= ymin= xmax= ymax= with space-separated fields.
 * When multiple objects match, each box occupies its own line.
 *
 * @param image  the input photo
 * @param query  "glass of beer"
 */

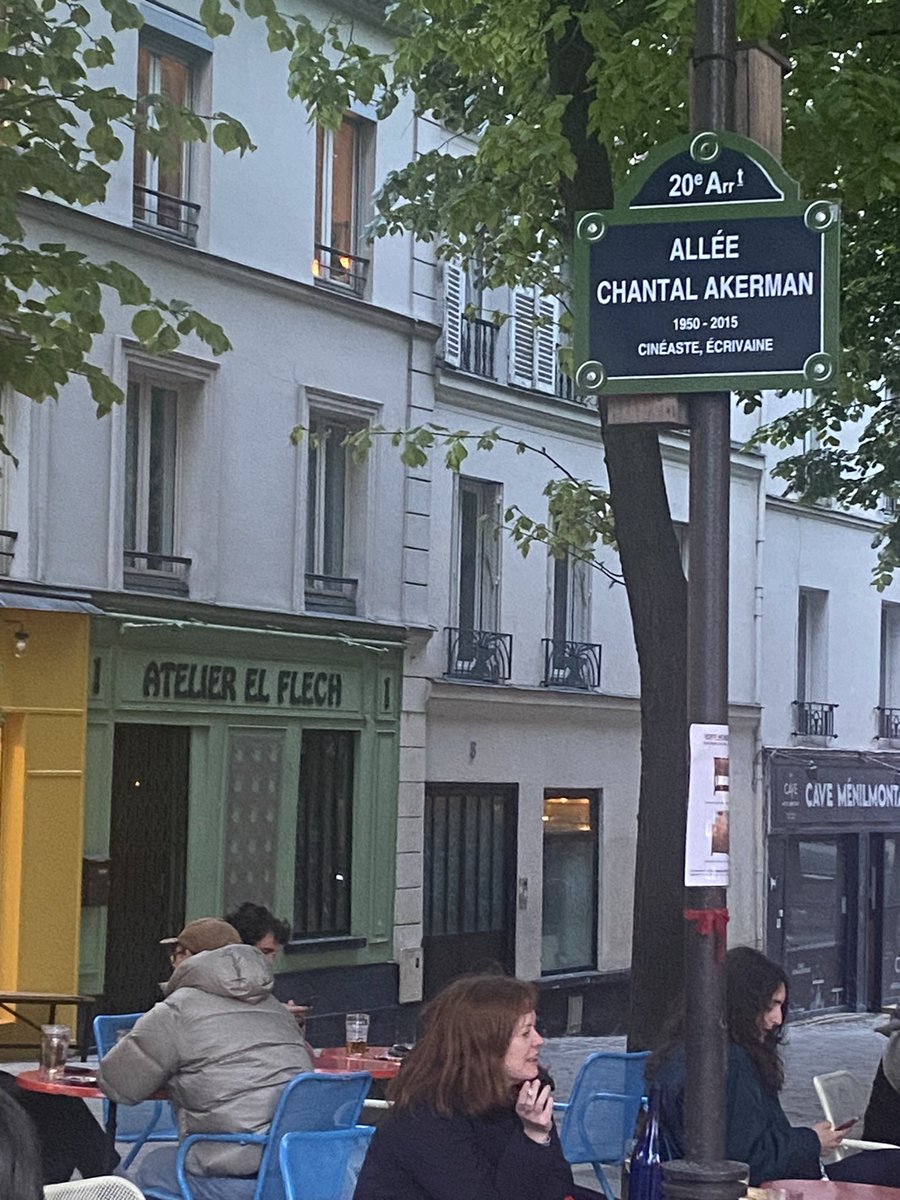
xmin=40 ymin=1024 xmax=70 ymax=1080
xmin=345 ymin=1012 xmax=370 ymax=1056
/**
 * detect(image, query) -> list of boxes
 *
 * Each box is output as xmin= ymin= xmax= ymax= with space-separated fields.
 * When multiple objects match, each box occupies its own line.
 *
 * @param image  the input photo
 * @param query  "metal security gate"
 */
xmin=103 ymin=724 xmax=190 ymax=1014
xmin=422 ymin=783 xmax=517 ymax=998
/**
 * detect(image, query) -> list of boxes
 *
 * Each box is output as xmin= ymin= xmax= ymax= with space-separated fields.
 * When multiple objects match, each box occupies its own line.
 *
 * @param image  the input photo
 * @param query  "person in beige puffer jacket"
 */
xmin=99 ymin=934 xmax=312 ymax=1200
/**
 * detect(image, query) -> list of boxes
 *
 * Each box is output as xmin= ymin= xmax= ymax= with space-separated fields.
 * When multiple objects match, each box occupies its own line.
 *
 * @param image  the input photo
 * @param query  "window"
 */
xmin=879 ymin=604 xmax=900 ymax=737
xmin=443 ymin=260 xmax=497 ymax=379
xmin=543 ymin=551 xmax=599 ymax=688
xmin=305 ymin=416 xmax=360 ymax=614
xmin=457 ymin=477 xmax=501 ymax=633
xmin=293 ymin=729 xmax=355 ymax=937
xmin=508 ymin=286 xmax=558 ymax=394
xmin=794 ymin=587 xmax=834 ymax=736
xmin=313 ymin=117 xmax=371 ymax=295
xmin=0 ymin=397 xmax=16 ymax=576
xmin=541 ymin=790 xmax=598 ymax=973
xmin=133 ymin=37 xmax=201 ymax=241
xmin=797 ymin=587 xmax=828 ymax=702
xmin=124 ymin=376 xmax=188 ymax=591
xmin=552 ymin=551 xmax=591 ymax=646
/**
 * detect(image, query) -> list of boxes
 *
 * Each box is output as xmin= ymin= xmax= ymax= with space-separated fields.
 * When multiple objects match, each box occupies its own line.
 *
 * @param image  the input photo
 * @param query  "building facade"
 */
xmin=2 ymin=0 xmax=898 ymax=1052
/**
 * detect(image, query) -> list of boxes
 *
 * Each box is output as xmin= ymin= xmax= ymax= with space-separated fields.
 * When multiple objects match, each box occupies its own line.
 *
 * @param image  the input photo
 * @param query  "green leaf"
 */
xmin=131 ymin=307 xmax=163 ymax=341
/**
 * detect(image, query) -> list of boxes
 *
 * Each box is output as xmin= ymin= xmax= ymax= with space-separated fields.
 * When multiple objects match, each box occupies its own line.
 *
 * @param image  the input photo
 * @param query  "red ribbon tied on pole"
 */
xmin=683 ymin=907 xmax=729 ymax=961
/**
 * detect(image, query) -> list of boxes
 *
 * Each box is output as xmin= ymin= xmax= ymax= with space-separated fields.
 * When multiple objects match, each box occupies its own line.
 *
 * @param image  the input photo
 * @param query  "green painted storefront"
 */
xmin=79 ymin=612 xmax=403 ymax=1032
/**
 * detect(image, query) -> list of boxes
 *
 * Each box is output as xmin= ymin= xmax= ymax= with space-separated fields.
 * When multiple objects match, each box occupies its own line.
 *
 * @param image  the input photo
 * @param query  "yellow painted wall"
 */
xmin=0 ymin=609 xmax=90 ymax=1049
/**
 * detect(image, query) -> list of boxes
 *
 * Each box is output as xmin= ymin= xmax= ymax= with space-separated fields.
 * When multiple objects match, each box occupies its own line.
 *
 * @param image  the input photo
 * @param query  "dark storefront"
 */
xmin=767 ymin=751 xmax=900 ymax=1015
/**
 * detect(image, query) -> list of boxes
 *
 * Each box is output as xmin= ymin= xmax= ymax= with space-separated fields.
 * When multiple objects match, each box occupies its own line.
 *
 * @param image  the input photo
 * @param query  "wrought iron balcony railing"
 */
xmin=305 ymin=573 xmax=358 ymax=615
xmin=123 ymin=549 xmax=191 ymax=596
xmin=792 ymin=700 xmax=838 ymax=738
xmin=460 ymin=317 xmax=498 ymax=380
xmin=0 ymin=529 xmax=18 ymax=577
xmin=133 ymin=185 xmax=200 ymax=244
xmin=541 ymin=639 xmax=602 ymax=690
xmin=877 ymin=707 xmax=900 ymax=740
xmin=312 ymin=244 xmax=370 ymax=297
xmin=445 ymin=626 xmax=512 ymax=684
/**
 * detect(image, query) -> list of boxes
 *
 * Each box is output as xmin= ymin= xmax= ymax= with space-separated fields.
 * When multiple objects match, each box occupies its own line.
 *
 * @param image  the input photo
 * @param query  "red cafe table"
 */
xmin=16 ymin=1051 xmax=401 ymax=1173
xmin=16 ymin=1067 xmax=165 ymax=1173
xmin=763 ymin=1182 xmax=900 ymax=1199
xmin=313 ymin=1046 xmax=403 ymax=1081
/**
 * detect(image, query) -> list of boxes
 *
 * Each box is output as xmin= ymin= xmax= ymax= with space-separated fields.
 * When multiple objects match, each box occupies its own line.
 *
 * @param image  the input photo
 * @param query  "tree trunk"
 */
xmin=602 ymin=419 xmax=688 ymax=1050
xmin=547 ymin=1 xmax=689 ymax=1049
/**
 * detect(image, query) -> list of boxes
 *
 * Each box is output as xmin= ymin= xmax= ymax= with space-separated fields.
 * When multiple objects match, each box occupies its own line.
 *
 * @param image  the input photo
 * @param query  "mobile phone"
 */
xmin=835 ymin=1117 xmax=857 ymax=1131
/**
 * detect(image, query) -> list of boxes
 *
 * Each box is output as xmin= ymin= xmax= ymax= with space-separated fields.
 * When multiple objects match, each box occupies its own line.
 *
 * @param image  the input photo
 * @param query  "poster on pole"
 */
xmin=573 ymin=131 xmax=840 ymax=395
xmin=685 ymin=723 xmax=730 ymax=886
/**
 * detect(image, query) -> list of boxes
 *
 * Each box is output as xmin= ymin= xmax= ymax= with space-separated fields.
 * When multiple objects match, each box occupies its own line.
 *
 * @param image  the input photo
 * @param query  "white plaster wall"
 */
xmin=760 ymin=501 xmax=900 ymax=748
xmin=14 ymin=201 xmax=422 ymax=624
xmin=424 ymin=689 xmax=759 ymax=978
xmin=74 ymin=0 xmax=418 ymax=314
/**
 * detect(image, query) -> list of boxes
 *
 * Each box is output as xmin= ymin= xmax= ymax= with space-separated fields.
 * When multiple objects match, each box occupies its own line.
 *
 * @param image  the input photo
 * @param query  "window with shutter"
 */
xmin=535 ymin=293 xmax=558 ymax=394
xmin=509 ymin=287 xmax=537 ymax=387
xmin=509 ymin=288 xmax=559 ymax=392
xmin=443 ymin=260 xmax=464 ymax=368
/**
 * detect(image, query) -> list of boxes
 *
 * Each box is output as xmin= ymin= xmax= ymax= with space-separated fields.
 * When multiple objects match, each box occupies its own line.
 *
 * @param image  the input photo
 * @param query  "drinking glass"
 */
xmin=40 ymin=1024 xmax=70 ymax=1080
xmin=345 ymin=1012 xmax=370 ymax=1056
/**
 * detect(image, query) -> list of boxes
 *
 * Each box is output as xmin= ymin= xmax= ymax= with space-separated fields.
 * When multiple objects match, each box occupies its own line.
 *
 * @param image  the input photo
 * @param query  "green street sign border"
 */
xmin=573 ymin=131 xmax=841 ymax=395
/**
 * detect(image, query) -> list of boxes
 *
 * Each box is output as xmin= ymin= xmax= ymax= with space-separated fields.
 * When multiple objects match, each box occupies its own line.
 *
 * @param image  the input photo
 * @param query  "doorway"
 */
xmin=422 ymin=784 xmax=517 ymax=998
xmin=768 ymin=835 xmax=855 ymax=1013
xmin=873 ymin=834 xmax=900 ymax=1007
xmin=103 ymin=724 xmax=190 ymax=1014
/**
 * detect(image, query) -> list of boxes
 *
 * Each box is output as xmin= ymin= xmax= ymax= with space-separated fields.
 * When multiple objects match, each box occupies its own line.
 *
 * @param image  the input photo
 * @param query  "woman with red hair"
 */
xmin=353 ymin=974 xmax=596 ymax=1200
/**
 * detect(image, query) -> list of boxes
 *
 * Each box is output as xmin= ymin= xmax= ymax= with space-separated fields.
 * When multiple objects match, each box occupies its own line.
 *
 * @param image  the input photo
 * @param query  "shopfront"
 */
xmin=766 ymin=750 xmax=900 ymax=1015
xmin=80 ymin=612 xmax=403 ymax=1027
xmin=0 ymin=597 xmax=92 ymax=1053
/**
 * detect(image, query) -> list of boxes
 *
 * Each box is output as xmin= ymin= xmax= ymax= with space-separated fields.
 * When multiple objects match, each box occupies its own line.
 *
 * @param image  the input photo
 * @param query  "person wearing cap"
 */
xmin=99 ymin=917 xmax=312 ymax=1200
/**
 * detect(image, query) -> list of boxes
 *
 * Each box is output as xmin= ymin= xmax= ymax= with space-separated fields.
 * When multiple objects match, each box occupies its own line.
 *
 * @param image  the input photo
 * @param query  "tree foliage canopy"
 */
xmin=6 ymin=0 xmax=899 ymax=532
xmin=0 ymin=0 xmax=257 ymax=431
xmin=275 ymin=0 xmax=900 ymax=579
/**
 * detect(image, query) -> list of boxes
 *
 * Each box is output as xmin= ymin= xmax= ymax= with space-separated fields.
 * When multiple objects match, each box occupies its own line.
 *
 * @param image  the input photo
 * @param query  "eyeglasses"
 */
xmin=169 ymin=945 xmax=190 ymax=967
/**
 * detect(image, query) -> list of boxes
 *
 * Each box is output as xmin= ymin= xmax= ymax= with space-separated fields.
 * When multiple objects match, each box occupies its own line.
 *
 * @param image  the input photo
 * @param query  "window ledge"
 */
xmin=284 ymin=936 xmax=367 ymax=955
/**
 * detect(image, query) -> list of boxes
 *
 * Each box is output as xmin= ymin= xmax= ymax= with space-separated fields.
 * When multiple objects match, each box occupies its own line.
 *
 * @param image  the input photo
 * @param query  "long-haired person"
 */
xmin=653 ymin=946 xmax=900 ymax=1188
xmin=353 ymin=974 xmax=597 ymax=1200
xmin=0 ymin=1088 xmax=43 ymax=1200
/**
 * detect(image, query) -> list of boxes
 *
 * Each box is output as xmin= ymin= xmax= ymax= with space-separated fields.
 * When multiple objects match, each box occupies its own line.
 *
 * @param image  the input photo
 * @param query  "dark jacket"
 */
xmin=353 ymin=1102 xmax=585 ymax=1200
xmin=655 ymin=1043 xmax=821 ymax=1186
xmin=863 ymin=1061 xmax=900 ymax=1144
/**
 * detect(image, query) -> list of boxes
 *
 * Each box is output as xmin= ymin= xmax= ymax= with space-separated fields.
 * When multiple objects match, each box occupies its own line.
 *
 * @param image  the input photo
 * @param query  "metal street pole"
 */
xmin=662 ymin=0 xmax=747 ymax=1196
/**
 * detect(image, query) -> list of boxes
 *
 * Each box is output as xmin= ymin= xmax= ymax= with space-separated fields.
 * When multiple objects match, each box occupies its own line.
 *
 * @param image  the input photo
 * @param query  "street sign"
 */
xmin=573 ymin=131 xmax=840 ymax=394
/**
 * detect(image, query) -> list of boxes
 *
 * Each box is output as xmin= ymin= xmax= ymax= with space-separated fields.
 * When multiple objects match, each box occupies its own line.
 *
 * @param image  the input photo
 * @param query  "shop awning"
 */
xmin=0 ymin=589 xmax=103 ymax=615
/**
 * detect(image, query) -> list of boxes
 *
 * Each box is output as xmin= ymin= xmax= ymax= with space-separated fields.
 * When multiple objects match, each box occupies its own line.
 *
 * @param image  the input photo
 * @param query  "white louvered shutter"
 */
xmin=571 ymin=553 xmax=592 ymax=642
xmin=534 ymin=292 xmax=558 ymax=395
xmin=509 ymin=287 xmax=536 ymax=386
xmin=443 ymin=259 xmax=464 ymax=367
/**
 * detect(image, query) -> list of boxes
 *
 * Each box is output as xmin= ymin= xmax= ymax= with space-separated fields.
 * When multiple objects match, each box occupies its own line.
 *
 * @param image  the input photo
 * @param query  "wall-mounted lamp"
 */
xmin=3 ymin=619 xmax=30 ymax=657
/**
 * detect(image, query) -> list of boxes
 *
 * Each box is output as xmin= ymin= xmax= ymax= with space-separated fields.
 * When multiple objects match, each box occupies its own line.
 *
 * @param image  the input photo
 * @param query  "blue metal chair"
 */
xmin=142 ymin=1070 xmax=372 ymax=1200
xmin=278 ymin=1126 xmax=376 ymax=1200
xmin=93 ymin=1012 xmax=179 ymax=1169
xmin=554 ymin=1050 xmax=650 ymax=1200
